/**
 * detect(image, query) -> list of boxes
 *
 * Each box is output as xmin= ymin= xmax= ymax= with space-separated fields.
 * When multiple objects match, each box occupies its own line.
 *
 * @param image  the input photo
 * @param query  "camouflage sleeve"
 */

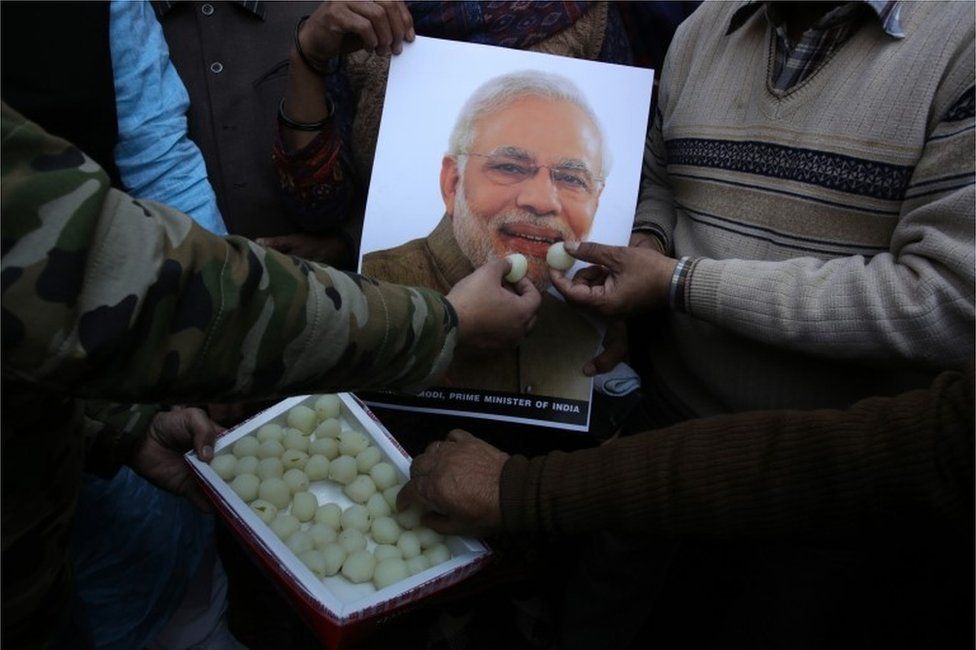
xmin=81 ymin=401 xmax=160 ymax=478
xmin=1 ymin=104 xmax=457 ymax=403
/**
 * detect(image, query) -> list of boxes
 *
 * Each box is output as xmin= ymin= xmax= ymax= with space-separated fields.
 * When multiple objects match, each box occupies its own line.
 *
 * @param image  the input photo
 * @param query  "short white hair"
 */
xmin=447 ymin=70 xmax=610 ymax=178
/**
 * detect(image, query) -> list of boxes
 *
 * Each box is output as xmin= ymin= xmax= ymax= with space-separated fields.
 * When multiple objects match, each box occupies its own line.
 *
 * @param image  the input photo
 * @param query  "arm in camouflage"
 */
xmin=1 ymin=103 xmax=457 ymax=404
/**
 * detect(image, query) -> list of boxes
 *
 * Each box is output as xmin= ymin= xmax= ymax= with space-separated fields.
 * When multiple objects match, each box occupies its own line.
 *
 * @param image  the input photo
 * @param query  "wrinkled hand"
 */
xmin=549 ymin=241 xmax=677 ymax=317
xmin=301 ymin=0 xmax=415 ymax=61
xmin=128 ymin=407 xmax=224 ymax=511
xmin=256 ymin=233 xmax=350 ymax=266
xmin=397 ymin=430 xmax=508 ymax=537
xmin=447 ymin=257 xmax=541 ymax=351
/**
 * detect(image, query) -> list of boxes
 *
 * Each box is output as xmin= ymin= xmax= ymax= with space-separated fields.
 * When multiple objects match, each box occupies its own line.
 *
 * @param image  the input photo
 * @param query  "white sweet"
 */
xmin=210 ymin=454 xmax=237 ymax=480
xmin=396 ymin=531 xmax=421 ymax=559
xmin=314 ymin=503 xmax=342 ymax=529
xmin=373 ymin=544 xmax=402 ymax=563
xmin=230 ymin=473 xmax=259 ymax=502
xmin=299 ymin=549 xmax=327 ymax=578
xmin=291 ymin=491 xmax=318 ymax=522
xmin=383 ymin=484 xmax=403 ymax=509
xmin=270 ymin=514 xmax=301 ymax=540
xmin=341 ymin=549 xmax=375 ymax=584
xmin=338 ymin=429 xmax=370 ymax=456
xmin=373 ymin=558 xmax=409 ymax=590
xmin=234 ymin=456 xmax=259 ymax=477
xmin=282 ymin=430 xmax=309 ymax=453
xmin=546 ymin=241 xmax=575 ymax=271
xmin=314 ymin=394 xmax=342 ymax=420
xmin=321 ymin=542 xmax=347 ymax=576
xmin=304 ymin=454 xmax=330 ymax=481
xmin=370 ymin=462 xmax=398 ymax=491
xmin=396 ymin=505 xmax=422 ymax=530
xmin=415 ymin=527 xmax=443 ymax=550
xmin=344 ymin=475 xmax=377 ymax=504
xmin=504 ymin=252 xmax=528 ymax=283
xmin=328 ymin=455 xmax=358 ymax=485
xmin=256 ymin=440 xmax=284 ymax=460
xmin=232 ymin=436 xmax=260 ymax=457
xmin=286 ymin=405 xmax=317 ymax=434
xmin=308 ymin=523 xmax=338 ymax=548
xmin=282 ymin=468 xmax=309 ymax=494
xmin=256 ymin=423 xmax=284 ymax=444
xmin=371 ymin=516 xmax=401 ymax=545
xmin=405 ymin=555 xmax=430 ymax=576
xmin=286 ymin=530 xmax=314 ymax=555
xmin=281 ymin=449 xmax=308 ymax=471
xmin=309 ymin=437 xmax=339 ymax=460
xmin=257 ymin=457 xmax=284 ymax=481
xmin=249 ymin=499 xmax=278 ymax=524
xmin=366 ymin=493 xmax=392 ymax=519
xmin=424 ymin=543 xmax=451 ymax=566
xmin=340 ymin=505 xmax=371 ymax=532
xmin=258 ymin=477 xmax=291 ymax=509
xmin=313 ymin=418 xmax=341 ymax=440
xmin=356 ymin=446 xmax=382 ymax=473
xmin=338 ymin=529 xmax=367 ymax=553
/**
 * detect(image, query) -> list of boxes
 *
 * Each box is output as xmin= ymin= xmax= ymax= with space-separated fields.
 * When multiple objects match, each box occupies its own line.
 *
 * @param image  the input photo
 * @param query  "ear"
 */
xmin=440 ymin=155 xmax=460 ymax=217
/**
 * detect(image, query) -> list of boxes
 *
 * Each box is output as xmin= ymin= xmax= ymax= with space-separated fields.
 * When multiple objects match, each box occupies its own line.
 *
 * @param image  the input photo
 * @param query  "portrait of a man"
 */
xmin=363 ymin=70 xmax=605 ymax=402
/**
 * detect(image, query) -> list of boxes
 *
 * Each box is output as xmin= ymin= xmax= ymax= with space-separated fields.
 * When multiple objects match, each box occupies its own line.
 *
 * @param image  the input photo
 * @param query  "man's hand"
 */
xmin=397 ymin=430 xmax=508 ymax=537
xmin=128 ymin=407 xmax=224 ymax=511
xmin=549 ymin=241 xmax=677 ymax=317
xmin=301 ymin=0 xmax=415 ymax=61
xmin=447 ymin=257 xmax=541 ymax=351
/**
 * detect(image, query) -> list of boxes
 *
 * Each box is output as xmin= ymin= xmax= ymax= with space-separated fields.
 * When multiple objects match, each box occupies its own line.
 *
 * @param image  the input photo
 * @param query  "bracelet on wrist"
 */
xmin=277 ymin=97 xmax=334 ymax=131
xmin=294 ymin=15 xmax=340 ymax=75
xmin=668 ymin=256 xmax=694 ymax=313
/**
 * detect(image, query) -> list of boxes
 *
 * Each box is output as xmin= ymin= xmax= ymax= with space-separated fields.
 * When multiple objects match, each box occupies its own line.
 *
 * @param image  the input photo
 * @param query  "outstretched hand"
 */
xmin=447 ymin=257 xmax=542 ymax=352
xmin=128 ymin=407 xmax=224 ymax=511
xmin=549 ymin=241 xmax=677 ymax=317
xmin=397 ymin=430 xmax=508 ymax=537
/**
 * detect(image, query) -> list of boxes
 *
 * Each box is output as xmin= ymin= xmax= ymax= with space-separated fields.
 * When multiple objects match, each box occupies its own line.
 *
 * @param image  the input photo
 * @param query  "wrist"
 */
xmin=667 ymin=256 xmax=699 ymax=313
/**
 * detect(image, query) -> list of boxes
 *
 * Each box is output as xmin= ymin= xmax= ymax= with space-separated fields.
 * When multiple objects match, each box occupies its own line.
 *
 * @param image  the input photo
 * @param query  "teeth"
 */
xmin=514 ymin=233 xmax=556 ymax=243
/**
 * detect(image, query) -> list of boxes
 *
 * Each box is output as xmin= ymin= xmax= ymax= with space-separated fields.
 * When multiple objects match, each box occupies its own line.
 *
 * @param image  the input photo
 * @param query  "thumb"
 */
xmin=565 ymin=241 xmax=623 ymax=270
xmin=483 ymin=256 xmax=511 ymax=280
xmin=446 ymin=429 xmax=475 ymax=443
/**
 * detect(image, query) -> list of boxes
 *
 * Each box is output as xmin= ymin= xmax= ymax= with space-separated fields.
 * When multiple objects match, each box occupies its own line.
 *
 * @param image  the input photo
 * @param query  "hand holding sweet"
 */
xmin=549 ymin=241 xmax=677 ymax=317
xmin=446 ymin=257 xmax=542 ymax=352
xmin=397 ymin=430 xmax=508 ymax=537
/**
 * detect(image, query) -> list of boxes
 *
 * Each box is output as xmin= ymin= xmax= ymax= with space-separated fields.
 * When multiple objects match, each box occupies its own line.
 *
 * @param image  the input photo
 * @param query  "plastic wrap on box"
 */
xmin=186 ymin=393 xmax=491 ymax=648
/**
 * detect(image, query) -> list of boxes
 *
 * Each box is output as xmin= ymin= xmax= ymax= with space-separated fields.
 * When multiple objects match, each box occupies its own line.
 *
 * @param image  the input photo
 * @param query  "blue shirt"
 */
xmin=109 ymin=0 xmax=226 ymax=234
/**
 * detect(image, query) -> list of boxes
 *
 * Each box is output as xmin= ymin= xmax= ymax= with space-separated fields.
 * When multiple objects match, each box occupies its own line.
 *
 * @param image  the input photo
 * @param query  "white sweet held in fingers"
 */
xmin=210 ymin=454 xmax=237 ymax=481
xmin=373 ymin=558 xmax=409 ymax=590
xmin=395 ymin=504 xmax=422 ymax=530
xmin=504 ymin=252 xmax=528 ymax=283
xmin=546 ymin=241 xmax=575 ymax=271
xmin=341 ymin=549 xmax=375 ymax=584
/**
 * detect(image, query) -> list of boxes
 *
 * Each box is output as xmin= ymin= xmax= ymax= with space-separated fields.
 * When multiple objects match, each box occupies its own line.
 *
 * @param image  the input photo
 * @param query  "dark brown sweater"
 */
xmin=500 ymin=368 xmax=974 ymax=541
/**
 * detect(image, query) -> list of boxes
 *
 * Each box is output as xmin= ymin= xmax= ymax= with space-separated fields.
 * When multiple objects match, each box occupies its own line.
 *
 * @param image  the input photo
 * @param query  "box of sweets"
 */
xmin=186 ymin=393 xmax=491 ymax=648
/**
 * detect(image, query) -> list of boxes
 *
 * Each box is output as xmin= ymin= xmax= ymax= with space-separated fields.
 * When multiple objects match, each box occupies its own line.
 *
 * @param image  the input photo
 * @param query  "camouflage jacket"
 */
xmin=0 ymin=104 xmax=457 ymax=646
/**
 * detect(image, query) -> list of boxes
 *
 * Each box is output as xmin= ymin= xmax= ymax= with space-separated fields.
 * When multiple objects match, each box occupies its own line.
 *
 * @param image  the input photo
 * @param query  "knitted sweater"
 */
xmin=634 ymin=1 xmax=975 ymax=414
xmin=500 ymin=367 xmax=973 ymax=540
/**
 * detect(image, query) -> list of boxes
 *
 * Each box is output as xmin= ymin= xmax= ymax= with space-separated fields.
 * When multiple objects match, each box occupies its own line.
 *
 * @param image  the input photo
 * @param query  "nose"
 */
xmin=515 ymin=169 xmax=562 ymax=216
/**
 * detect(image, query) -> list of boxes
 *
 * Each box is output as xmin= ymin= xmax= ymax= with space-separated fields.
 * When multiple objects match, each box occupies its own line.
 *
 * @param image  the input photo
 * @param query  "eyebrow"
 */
xmin=490 ymin=146 xmax=594 ymax=173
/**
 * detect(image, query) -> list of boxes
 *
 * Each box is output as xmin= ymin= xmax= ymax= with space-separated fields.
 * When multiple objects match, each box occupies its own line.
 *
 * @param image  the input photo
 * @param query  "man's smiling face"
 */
xmin=441 ymin=95 xmax=604 ymax=290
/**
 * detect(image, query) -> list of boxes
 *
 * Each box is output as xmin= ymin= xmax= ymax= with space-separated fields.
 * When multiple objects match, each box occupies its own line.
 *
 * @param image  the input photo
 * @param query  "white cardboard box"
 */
xmin=186 ymin=393 xmax=491 ymax=647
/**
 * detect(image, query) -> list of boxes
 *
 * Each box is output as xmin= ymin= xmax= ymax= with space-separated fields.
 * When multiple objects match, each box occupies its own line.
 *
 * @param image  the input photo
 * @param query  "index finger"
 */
xmin=565 ymin=241 xmax=623 ymax=269
xmin=396 ymin=480 xmax=434 ymax=513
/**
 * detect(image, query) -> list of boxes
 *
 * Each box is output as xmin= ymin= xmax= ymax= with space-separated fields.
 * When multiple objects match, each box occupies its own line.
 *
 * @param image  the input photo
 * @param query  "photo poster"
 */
xmin=356 ymin=36 xmax=654 ymax=432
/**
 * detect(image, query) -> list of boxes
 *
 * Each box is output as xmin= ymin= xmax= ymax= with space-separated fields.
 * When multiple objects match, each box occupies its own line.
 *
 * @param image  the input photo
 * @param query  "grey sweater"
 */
xmin=635 ymin=1 xmax=975 ymax=414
